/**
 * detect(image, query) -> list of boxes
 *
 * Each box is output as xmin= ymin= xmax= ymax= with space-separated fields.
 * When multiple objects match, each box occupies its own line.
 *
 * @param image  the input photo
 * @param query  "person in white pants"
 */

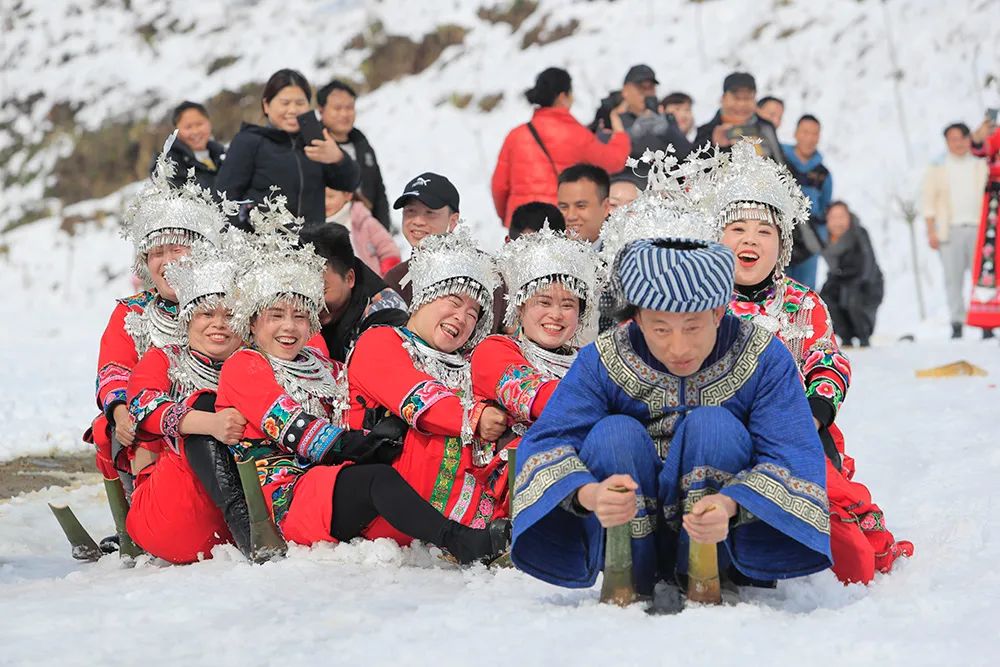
xmin=922 ymin=122 xmax=992 ymax=339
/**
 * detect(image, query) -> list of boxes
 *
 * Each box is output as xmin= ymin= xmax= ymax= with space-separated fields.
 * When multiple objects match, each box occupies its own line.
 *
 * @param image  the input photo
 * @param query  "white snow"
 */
xmin=1 ymin=1 xmax=999 ymax=663
xmin=1 ymin=341 xmax=998 ymax=666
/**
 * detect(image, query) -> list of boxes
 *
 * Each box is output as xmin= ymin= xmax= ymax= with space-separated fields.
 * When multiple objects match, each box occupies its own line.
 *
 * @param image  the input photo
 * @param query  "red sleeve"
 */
xmin=470 ymin=335 xmax=558 ymax=423
xmin=216 ymin=349 xmax=346 ymax=463
xmin=575 ymin=124 xmax=631 ymax=175
xmin=96 ymin=304 xmax=139 ymax=415
xmin=800 ymin=292 xmax=852 ymax=422
xmin=972 ymin=127 xmax=1000 ymax=160
xmin=126 ymin=347 xmax=191 ymax=453
xmin=348 ymin=327 xmax=467 ymax=435
xmin=491 ymin=131 xmax=514 ymax=222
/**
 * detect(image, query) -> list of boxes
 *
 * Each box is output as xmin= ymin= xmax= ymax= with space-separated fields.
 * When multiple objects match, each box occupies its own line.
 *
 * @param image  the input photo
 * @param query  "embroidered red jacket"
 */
xmin=347 ymin=326 xmax=495 ymax=529
xmin=728 ymin=277 xmax=851 ymax=424
xmin=96 ymin=291 xmax=156 ymax=417
xmin=126 ymin=345 xmax=202 ymax=455
xmin=470 ymin=335 xmax=558 ymax=424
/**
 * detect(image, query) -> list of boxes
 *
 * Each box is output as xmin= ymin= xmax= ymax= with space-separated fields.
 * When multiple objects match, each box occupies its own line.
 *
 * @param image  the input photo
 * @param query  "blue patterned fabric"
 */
xmin=617 ymin=238 xmax=735 ymax=312
xmin=510 ymin=317 xmax=832 ymax=590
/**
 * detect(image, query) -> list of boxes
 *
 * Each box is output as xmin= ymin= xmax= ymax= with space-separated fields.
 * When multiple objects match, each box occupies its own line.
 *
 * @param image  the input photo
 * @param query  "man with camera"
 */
xmin=589 ymin=64 xmax=693 ymax=176
xmin=695 ymin=72 xmax=784 ymax=164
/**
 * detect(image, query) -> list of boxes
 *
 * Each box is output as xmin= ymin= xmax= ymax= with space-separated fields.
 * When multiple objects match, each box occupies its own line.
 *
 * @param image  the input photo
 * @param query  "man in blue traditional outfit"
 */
xmin=510 ymin=236 xmax=832 ymax=601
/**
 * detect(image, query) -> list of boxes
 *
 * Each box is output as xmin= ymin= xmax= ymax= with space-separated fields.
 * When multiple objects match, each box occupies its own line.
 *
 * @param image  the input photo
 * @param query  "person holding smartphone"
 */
xmin=589 ymin=64 xmax=692 ymax=180
xmin=215 ymin=68 xmax=360 ymax=230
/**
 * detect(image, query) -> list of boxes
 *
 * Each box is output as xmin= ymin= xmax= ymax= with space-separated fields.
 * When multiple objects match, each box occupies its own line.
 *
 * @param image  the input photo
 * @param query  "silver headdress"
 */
xmin=164 ymin=238 xmax=240 ymax=334
xmin=497 ymin=221 xmax=603 ymax=344
xmin=709 ymin=137 xmax=811 ymax=271
xmin=401 ymin=224 xmax=499 ymax=347
xmin=598 ymin=145 xmax=723 ymax=269
xmin=122 ymin=131 xmax=234 ymax=281
xmin=229 ymin=195 xmax=326 ymax=340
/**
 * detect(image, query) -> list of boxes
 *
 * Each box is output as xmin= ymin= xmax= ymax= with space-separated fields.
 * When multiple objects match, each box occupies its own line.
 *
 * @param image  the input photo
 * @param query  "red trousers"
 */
xmin=126 ymin=445 xmax=232 ymax=564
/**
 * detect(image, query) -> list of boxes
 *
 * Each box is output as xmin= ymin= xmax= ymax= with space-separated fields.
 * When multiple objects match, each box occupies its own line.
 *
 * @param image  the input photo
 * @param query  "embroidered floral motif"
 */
xmin=97 ymin=363 xmax=132 ymax=406
xmin=116 ymin=290 xmax=156 ymax=309
xmin=398 ymin=379 xmax=457 ymax=430
xmin=160 ymin=402 xmax=192 ymax=439
xmin=470 ymin=495 xmax=496 ymax=529
xmin=103 ymin=388 xmax=128 ymax=412
xmin=129 ymin=389 xmax=172 ymax=427
xmin=807 ymin=378 xmax=844 ymax=409
xmin=495 ymin=364 xmax=547 ymax=422
xmin=260 ymin=393 xmax=302 ymax=445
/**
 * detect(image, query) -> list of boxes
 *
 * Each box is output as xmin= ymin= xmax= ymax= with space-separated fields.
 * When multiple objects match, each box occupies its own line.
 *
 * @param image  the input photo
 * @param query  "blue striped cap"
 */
xmin=617 ymin=237 xmax=735 ymax=312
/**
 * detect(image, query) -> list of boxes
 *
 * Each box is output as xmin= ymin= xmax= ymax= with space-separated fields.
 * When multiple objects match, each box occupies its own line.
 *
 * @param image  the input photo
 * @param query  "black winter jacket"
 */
xmin=339 ymin=127 xmax=391 ymax=230
xmin=150 ymin=138 xmax=226 ymax=192
xmin=318 ymin=262 xmax=409 ymax=362
xmin=695 ymin=111 xmax=784 ymax=164
xmin=214 ymin=123 xmax=360 ymax=229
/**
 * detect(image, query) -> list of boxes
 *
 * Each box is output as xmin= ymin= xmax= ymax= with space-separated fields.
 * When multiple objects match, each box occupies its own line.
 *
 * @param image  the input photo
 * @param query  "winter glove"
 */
xmin=320 ymin=416 xmax=407 ymax=466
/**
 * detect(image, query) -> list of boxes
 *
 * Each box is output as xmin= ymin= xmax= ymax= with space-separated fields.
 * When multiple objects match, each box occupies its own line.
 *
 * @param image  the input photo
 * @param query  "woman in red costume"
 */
xmin=124 ymin=241 xmax=247 ymax=563
xmin=215 ymin=203 xmax=507 ymax=562
xmin=711 ymin=139 xmax=913 ymax=584
xmin=969 ymin=121 xmax=1000 ymax=332
xmin=348 ymin=227 xmax=511 ymax=541
xmin=470 ymin=224 xmax=601 ymax=513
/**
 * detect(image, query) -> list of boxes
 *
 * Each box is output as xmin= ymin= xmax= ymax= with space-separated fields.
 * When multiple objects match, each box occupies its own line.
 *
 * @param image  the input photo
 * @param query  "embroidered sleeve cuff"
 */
xmin=805 ymin=378 xmax=844 ymax=412
xmin=160 ymin=402 xmax=192 ymax=439
xmin=103 ymin=389 xmax=128 ymax=420
xmin=468 ymin=400 xmax=489 ymax=437
xmin=129 ymin=389 xmax=172 ymax=430
xmin=398 ymin=379 xmax=456 ymax=431
xmin=292 ymin=418 xmax=346 ymax=464
xmin=495 ymin=364 xmax=547 ymax=422
xmin=97 ymin=363 xmax=131 ymax=409
xmin=261 ymin=393 xmax=305 ymax=448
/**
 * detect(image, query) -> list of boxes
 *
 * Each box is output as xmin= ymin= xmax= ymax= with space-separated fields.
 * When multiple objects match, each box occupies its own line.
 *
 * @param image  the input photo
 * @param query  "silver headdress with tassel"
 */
xmin=497 ymin=221 xmax=603 ymax=345
xmin=164 ymin=238 xmax=240 ymax=333
xmin=708 ymin=137 xmax=811 ymax=271
xmin=229 ymin=194 xmax=326 ymax=340
xmin=122 ymin=131 xmax=234 ymax=281
xmin=598 ymin=145 xmax=723 ymax=269
xmin=401 ymin=224 xmax=499 ymax=347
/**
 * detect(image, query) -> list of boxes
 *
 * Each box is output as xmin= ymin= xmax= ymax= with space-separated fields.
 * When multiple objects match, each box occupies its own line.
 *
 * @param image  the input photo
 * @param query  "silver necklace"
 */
xmin=124 ymin=298 xmax=182 ymax=355
xmin=265 ymin=349 xmax=348 ymax=427
xmin=517 ymin=335 xmax=577 ymax=380
xmin=398 ymin=329 xmax=487 ymax=463
xmin=165 ymin=346 xmax=222 ymax=399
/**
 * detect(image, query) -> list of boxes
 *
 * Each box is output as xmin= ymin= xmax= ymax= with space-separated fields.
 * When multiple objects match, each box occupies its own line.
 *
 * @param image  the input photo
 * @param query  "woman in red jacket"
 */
xmin=470 ymin=225 xmax=601 ymax=513
xmin=491 ymin=67 xmax=631 ymax=227
xmin=215 ymin=202 xmax=507 ymax=563
xmin=347 ymin=227 xmax=511 ymax=541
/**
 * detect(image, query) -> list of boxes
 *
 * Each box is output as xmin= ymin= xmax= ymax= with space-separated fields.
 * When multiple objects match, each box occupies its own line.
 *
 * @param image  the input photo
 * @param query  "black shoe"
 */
xmin=984 ymin=328 xmax=995 ymax=340
xmin=858 ymin=338 xmax=871 ymax=347
xmin=951 ymin=323 xmax=963 ymax=339
xmin=99 ymin=534 xmax=120 ymax=554
xmin=482 ymin=518 xmax=512 ymax=565
xmin=646 ymin=581 xmax=684 ymax=615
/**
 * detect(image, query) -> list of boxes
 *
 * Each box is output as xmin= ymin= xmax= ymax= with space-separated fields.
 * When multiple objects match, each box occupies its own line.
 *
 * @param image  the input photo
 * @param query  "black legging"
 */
xmin=330 ymin=464 xmax=494 ymax=563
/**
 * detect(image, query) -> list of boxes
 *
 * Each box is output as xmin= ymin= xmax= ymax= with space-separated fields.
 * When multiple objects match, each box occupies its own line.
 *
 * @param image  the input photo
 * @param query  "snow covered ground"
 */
xmin=1 ymin=340 xmax=997 ymax=666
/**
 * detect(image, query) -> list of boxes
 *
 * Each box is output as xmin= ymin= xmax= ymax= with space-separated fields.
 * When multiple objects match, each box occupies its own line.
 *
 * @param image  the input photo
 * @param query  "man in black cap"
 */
xmin=695 ymin=72 xmax=784 ymax=163
xmin=299 ymin=223 xmax=409 ymax=362
xmin=383 ymin=172 xmax=461 ymax=303
xmin=590 ymin=64 xmax=692 ymax=184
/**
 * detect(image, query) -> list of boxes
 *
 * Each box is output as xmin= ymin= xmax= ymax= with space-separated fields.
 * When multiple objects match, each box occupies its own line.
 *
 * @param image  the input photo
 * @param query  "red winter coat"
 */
xmin=491 ymin=107 xmax=630 ymax=226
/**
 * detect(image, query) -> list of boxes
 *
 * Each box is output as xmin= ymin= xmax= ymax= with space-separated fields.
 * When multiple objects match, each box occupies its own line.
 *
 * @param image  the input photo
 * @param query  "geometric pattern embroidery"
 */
xmin=447 ymin=472 xmax=477 ymax=522
xmin=512 ymin=446 xmax=589 ymax=519
xmin=429 ymin=436 xmax=463 ymax=514
xmin=735 ymin=464 xmax=830 ymax=534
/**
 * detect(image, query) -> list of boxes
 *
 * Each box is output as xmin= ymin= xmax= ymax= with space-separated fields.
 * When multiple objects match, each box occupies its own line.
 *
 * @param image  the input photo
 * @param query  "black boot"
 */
xmin=983 ymin=328 xmax=995 ymax=340
xmin=185 ymin=433 xmax=254 ymax=560
xmin=951 ymin=322 xmax=963 ymax=339
xmin=439 ymin=518 xmax=510 ymax=565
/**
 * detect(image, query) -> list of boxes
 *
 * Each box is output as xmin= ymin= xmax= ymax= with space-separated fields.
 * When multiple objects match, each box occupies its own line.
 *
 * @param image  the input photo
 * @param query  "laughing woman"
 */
xmin=347 ymin=227 xmax=513 ymax=543
xmin=469 ymin=225 xmax=601 ymax=514
xmin=215 ymin=203 xmax=506 ymax=562
xmin=124 ymin=242 xmax=247 ymax=563
xmin=710 ymin=139 xmax=912 ymax=584
xmin=91 ymin=138 xmax=227 ymax=487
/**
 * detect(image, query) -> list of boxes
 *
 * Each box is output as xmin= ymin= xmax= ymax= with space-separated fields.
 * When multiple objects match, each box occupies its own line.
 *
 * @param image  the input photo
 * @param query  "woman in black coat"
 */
xmin=215 ymin=69 xmax=360 ymax=229
xmin=820 ymin=201 xmax=884 ymax=347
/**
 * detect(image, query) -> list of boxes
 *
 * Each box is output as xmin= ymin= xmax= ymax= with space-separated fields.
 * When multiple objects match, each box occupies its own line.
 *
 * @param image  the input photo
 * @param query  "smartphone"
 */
xmin=726 ymin=125 xmax=756 ymax=141
xmin=644 ymin=95 xmax=660 ymax=113
xmin=988 ymin=108 xmax=999 ymax=125
xmin=297 ymin=110 xmax=325 ymax=144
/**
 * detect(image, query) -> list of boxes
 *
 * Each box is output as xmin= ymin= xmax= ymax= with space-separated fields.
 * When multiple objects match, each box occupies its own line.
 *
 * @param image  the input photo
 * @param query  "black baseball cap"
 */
xmin=393 ymin=172 xmax=460 ymax=212
xmin=624 ymin=64 xmax=658 ymax=85
xmin=723 ymin=72 xmax=757 ymax=93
